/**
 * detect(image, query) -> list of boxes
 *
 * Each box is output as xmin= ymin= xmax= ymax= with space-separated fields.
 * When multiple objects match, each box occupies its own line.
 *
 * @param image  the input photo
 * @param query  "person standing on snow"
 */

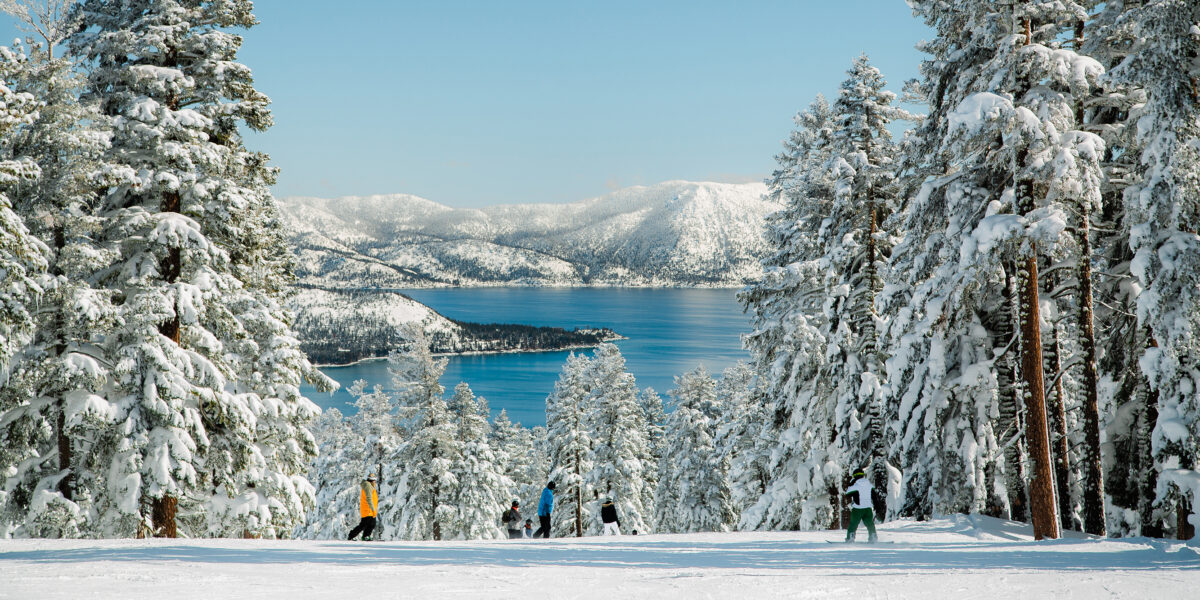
xmin=600 ymin=497 xmax=621 ymax=535
xmin=523 ymin=519 xmax=533 ymax=538
xmin=348 ymin=474 xmax=379 ymax=541
xmin=502 ymin=500 xmax=523 ymax=539
xmin=533 ymin=481 xmax=555 ymax=538
xmin=844 ymin=469 xmax=877 ymax=543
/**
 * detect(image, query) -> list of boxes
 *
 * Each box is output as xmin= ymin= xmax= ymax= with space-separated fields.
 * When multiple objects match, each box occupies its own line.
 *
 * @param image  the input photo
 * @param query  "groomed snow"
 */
xmin=1 ymin=516 xmax=1196 ymax=599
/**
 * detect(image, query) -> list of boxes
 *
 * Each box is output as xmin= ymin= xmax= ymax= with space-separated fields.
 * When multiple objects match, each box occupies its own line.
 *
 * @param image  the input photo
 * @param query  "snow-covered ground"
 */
xmin=1 ymin=516 xmax=1196 ymax=599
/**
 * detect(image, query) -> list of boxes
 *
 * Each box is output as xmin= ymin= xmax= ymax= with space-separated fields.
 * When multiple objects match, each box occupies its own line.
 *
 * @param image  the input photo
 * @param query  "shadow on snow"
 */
xmin=3 ymin=536 xmax=1198 ymax=572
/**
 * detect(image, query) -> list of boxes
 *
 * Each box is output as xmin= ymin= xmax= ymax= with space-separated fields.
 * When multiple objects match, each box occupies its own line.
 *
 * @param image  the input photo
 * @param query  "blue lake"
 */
xmin=303 ymin=288 xmax=752 ymax=426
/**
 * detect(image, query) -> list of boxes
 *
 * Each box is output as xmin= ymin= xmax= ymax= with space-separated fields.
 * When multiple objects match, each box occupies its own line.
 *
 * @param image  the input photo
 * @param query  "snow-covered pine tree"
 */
xmin=824 ymin=54 xmax=910 ymax=519
xmin=738 ymin=96 xmax=838 ymax=531
xmin=882 ymin=0 xmax=1014 ymax=523
xmin=544 ymin=352 xmax=593 ymax=537
xmin=1104 ymin=0 xmax=1200 ymax=541
xmin=491 ymin=409 xmax=545 ymax=514
xmin=883 ymin=1 xmax=1104 ymax=538
xmin=293 ymin=406 xmax=364 ymax=540
xmin=637 ymin=387 xmax=663 ymax=531
xmin=68 ymin=0 xmax=324 ymax=538
xmin=581 ymin=343 xmax=649 ymax=535
xmin=1077 ymin=0 xmax=1147 ymax=539
xmin=656 ymin=367 xmax=735 ymax=533
xmin=713 ymin=362 xmax=763 ymax=523
xmin=0 ymin=44 xmax=53 ymax=538
xmin=383 ymin=328 xmax=457 ymax=541
xmin=447 ymin=383 xmax=507 ymax=540
xmin=0 ymin=45 xmax=44 ymax=369
xmin=0 ymin=34 xmax=117 ymax=538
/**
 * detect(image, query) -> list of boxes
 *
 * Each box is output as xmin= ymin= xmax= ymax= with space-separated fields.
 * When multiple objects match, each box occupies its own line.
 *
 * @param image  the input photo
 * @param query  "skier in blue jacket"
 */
xmin=533 ymin=481 xmax=555 ymax=538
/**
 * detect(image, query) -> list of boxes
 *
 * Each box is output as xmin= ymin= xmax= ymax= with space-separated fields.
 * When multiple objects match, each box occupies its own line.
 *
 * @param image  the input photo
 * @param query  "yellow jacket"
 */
xmin=360 ymin=481 xmax=378 ymax=517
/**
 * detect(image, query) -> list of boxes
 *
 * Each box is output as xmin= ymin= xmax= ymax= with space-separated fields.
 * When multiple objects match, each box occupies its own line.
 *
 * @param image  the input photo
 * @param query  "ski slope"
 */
xmin=1 ymin=516 xmax=1195 ymax=599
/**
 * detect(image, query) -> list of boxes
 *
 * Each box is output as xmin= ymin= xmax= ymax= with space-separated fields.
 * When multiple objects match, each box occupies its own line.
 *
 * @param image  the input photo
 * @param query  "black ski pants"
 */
xmin=348 ymin=516 xmax=376 ymax=540
xmin=533 ymin=514 xmax=551 ymax=538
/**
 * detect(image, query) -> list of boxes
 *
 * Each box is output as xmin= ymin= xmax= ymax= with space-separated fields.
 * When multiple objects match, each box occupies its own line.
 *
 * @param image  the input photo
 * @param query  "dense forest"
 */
xmin=1 ymin=0 xmax=1198 ymax=543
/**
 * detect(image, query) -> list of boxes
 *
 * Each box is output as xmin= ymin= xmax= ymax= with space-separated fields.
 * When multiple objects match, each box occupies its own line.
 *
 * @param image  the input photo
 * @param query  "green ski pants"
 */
xmin=846 ymin=508 xmax=876 ymax=541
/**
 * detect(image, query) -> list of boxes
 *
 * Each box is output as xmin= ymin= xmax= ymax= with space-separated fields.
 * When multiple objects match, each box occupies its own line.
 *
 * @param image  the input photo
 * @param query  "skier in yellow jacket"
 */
xmin=347 ymin=474 xmax=379 ymax=540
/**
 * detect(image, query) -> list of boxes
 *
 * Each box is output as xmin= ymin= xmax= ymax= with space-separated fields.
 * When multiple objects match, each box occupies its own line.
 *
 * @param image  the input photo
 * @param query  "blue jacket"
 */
xmin=538 ymin=487 xmax=554 ymax=516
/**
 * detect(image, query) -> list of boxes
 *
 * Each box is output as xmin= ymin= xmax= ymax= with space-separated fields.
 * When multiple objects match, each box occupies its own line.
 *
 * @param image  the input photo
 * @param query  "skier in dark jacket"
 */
xmin=600 ymin=497 xmax=621 ymax=535
xmin=533 ymin=481 xmax=555 ymax=538
xmin=502 ymin=500 xmax=522 ymax=539
xmin=844 ymin=469 xmax=878 ymax=542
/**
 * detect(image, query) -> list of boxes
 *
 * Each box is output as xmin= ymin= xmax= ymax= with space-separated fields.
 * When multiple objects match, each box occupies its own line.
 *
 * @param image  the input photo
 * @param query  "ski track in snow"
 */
xmin=1 ymin=517 xmax=1197 ymax=599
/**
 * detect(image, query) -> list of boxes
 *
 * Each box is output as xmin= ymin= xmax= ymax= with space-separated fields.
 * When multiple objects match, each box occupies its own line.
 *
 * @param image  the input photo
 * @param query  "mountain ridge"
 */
xmin=281 ymin=180 xmax=775 ymax=288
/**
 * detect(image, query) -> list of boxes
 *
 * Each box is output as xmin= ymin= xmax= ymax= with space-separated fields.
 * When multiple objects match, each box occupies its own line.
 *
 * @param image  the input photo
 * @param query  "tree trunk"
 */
xmin=50 ymin=225 xmax=73 ymax=501
xmin=1137 ymin=379 xmax=1163 ymax=538
xmin=1013 ymin=12 xmax=1058 ymax=541
xmin=151 ymin=495 xmax=177 ymax=538
xmin=1046 ymin=324 xmax=1074 ymax=532
xmin=1018 ymin=251 xmax=1059 ymax=540
xmin=1179 ymin=496 xmax=1196 ymax=541
xmin=864 ymin=201 xmax=888 ymax=521
xmin=150 ymin=192 xmax=183 ymax=538
xmin=574 ymin=448 xmax=583 ymax=537
xmin=432 ymin=440 xmax=441 ymax=541
xmin=998 ymin=265 xmax=1029 ymax=522
xmin=56 ymin=408 xmax=72 ymax=501
xmin=1075 ymin=203 xmax=1107 ymax=536
xmin=158 ymin=193 xmax=182 ymax=343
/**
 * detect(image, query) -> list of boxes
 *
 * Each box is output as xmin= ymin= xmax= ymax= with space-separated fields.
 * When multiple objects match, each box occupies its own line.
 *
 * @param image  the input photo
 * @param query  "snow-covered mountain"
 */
xmin=281 ymin=181 xmax=775 ymax=288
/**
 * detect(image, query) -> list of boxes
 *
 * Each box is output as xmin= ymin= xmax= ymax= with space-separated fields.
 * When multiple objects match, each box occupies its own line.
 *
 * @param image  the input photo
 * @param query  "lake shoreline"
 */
xmin=312 ymin=337 xmax=628 ymax=368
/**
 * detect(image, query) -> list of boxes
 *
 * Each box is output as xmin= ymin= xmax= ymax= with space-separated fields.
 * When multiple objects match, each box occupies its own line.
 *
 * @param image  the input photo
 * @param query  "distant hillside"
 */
xmin=280 ymin=181 xmax=775 ymax=288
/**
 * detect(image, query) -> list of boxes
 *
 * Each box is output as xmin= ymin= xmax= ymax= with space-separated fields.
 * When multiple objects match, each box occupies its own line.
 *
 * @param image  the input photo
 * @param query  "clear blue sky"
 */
xmin=3 ymin=1 xmax=931 ymax=207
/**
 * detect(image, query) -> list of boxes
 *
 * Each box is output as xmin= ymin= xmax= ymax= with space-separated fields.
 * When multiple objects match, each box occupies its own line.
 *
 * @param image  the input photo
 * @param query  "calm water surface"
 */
xmin=303 ymin=288 xmax=752 ymax=426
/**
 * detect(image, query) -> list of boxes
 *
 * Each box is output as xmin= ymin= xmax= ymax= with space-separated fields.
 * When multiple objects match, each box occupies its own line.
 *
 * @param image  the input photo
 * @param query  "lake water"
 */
xmin=303 ymin=288 xmax=752 ymax=426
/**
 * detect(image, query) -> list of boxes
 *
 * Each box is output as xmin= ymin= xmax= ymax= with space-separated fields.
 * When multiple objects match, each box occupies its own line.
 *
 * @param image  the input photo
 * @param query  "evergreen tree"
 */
xmin=824 ymin=54 xmax=910 ymax=518
xmin=656 ymin=367 xmax=735 ymax=533
xmin=713 ymin=362 xmax=764 ymax=523
xmin=544 ymin=352 xmax=593 ymax=537
xmin=383 ymin=329 xmax=457 ymax=541
xmin=638 ymin=387 xmax=663 ymax=531
xmin=447 ymin=383 xmax=507 ymax=540
xmin=0 ymin=44 xmax=53 ymax=537
xmin=68 ymin=0 xmax=323 ymax=538
xmin=582 ymin=344 xmax=649 ymax=535
xmin=0 ymin=45 xmax=44 ymax=368
xmin=292 ymin=407 xmax=363 ymax=540
xmin=1104 ymin=0 xmax=1200 ymax=540
xmin=738 ymin=96 xmax=838 ymax=531
xmin=0 ymin=32 xmax=118 ymax=537
xmin=491 ymin=409 xmax=545 ymax=514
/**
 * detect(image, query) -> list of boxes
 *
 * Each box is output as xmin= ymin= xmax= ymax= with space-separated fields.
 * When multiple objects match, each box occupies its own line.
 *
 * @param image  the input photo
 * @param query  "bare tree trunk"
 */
xmin=1075 ymin=203 xmax=1107 ymax=536
xmin=1046 ymin=323 xmax=1074 ymax=532
xmin=151 ymin=495 xmax=177 ymax=538
xmin=1018 ymin=251 xmax=1059 ymax=540
xmin=1137 ymin=378 xmax=1163 ymax=538
xmin=432 ymin=438 xmax=441 ymax=541
xmin=999 ymin=266 xmax=1029 ymax=522
xmin=863 ymin=200 xmax=889 ymax=521
xmin=574 ymin=448 xmax=583 ymax=537
xmin=1179 ymin=496 xmax=1196 ymax=540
